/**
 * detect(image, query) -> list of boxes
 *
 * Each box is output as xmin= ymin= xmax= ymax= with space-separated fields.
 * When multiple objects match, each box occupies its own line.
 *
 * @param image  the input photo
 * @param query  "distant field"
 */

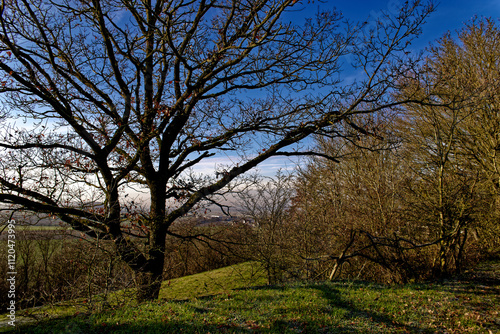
xmin=12 ymin=225 xmax=69 ymax=231
xmin=0 ymin=236 xmax=95 ymax=268
xmin=1 ymin=260 xmax=499 ymax=333
xmin=0 ymin=225 xmax=79 ymax=241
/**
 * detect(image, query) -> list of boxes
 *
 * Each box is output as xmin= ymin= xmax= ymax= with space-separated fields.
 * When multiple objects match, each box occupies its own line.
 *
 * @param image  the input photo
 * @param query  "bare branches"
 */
xmin=0 ymin=0 xmax=435 ymax=300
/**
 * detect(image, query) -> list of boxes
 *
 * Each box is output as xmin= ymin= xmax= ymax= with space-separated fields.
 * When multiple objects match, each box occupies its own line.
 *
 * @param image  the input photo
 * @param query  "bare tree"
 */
xmin=290 ymin=115 xmax=424 ymax=283
xmin=432 ymin=18 xmax=500 ymax=194
xmin=237 ymin=171 xmax=294 ymax=284
xmin=0 ymin=0 xmax=434 ymax=300
xmin=397 ymin=96 xmax=482 ymax=276
xmin=397 ymin=17 xmax=500 ymax=274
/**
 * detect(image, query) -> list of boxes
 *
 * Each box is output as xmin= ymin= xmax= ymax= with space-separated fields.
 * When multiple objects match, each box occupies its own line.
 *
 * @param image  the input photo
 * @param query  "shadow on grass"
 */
xmin=310 ymin=283 xmax=435 ymax=334
xmin=230 ymin=282 xmax=437 ymax=333
xmin=8 ymin=274 xmax=499 ymax=334
xmin=3 ymin=287 xmax=367 ymax=334
xmin=3 ymin=316 xmax=353 ymax=334
xmin=6 ymin=317 xmax=251 ymax=334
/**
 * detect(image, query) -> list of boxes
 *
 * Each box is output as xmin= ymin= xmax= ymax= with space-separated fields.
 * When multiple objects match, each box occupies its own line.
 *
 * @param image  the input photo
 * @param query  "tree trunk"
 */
xmin=133 ymin=237 xmax=167 ymax=301
xmin=114 ymin=234 xmax=166 ymax=302
xmin=134 ymin=181 xmax=168 ymax=301
xmin=135 ymin=267 xmax=163 ymax=302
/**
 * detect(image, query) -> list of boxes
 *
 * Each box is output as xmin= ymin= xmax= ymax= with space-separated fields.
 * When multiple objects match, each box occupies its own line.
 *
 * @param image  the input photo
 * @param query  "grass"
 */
xmin=1 ymin=261 xmax=499 ymax=333
xmin=0 ymin=262 xmax=267 ymax=331
xmin=158 ymin=261 xmax=268 ymax=300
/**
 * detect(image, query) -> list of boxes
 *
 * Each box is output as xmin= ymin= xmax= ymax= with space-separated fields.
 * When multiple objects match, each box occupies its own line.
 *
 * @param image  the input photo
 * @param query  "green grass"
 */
xmin=0 ymin=262 xmax=267 ymax=331
xmin=2 ymin=261 xmax=499 ymax=333
xmin=158 ymin=261 xmax=268 ymax=300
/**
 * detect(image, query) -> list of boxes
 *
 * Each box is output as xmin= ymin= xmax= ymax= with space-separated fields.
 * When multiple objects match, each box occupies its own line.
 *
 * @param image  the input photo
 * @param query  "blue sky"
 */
xmin=283 ymin=0 xmax=500 ymax=53
xmin=315 ymin=0 xmax=500 ymax=49
xmin=195 ymin=0 xmax=500 ymax=178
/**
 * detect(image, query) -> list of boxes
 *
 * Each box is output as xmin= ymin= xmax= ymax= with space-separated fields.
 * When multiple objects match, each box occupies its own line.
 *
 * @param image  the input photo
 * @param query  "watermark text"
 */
xmin=6 ymin=219 xmax=16 ymax=327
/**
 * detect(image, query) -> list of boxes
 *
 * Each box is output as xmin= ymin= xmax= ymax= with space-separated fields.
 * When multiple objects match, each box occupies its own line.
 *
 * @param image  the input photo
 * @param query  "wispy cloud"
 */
xmin=188 ymin=155 xmax=304 ymax=177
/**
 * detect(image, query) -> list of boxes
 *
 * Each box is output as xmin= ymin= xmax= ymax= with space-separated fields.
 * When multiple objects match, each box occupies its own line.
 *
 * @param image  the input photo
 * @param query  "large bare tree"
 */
xmin=0 ymin=0 xmax=433 ymax=300
xmin=400 ymin=17 xmax=500 ymax=272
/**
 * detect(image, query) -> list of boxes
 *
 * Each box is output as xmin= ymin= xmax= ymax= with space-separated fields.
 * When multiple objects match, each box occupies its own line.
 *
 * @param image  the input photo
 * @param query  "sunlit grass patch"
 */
xmin=159 ymin=261 xmax=267 ymax=300
xmin=2 ymin=261 xmax=499 ymax=333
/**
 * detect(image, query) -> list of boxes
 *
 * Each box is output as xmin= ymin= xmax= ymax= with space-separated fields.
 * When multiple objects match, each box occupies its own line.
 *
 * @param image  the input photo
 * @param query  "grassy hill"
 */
xmin=1 ymin=261 xmax=499 ymax=333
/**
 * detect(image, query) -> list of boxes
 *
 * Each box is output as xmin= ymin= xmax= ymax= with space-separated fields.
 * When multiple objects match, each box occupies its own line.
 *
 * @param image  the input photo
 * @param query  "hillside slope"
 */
xmin=1 ymin=261 xmax=499 ymax=333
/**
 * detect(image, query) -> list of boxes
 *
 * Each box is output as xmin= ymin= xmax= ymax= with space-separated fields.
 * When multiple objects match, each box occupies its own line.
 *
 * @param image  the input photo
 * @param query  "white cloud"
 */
xmin=188 ymin=154 xmax=303 ymax=177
